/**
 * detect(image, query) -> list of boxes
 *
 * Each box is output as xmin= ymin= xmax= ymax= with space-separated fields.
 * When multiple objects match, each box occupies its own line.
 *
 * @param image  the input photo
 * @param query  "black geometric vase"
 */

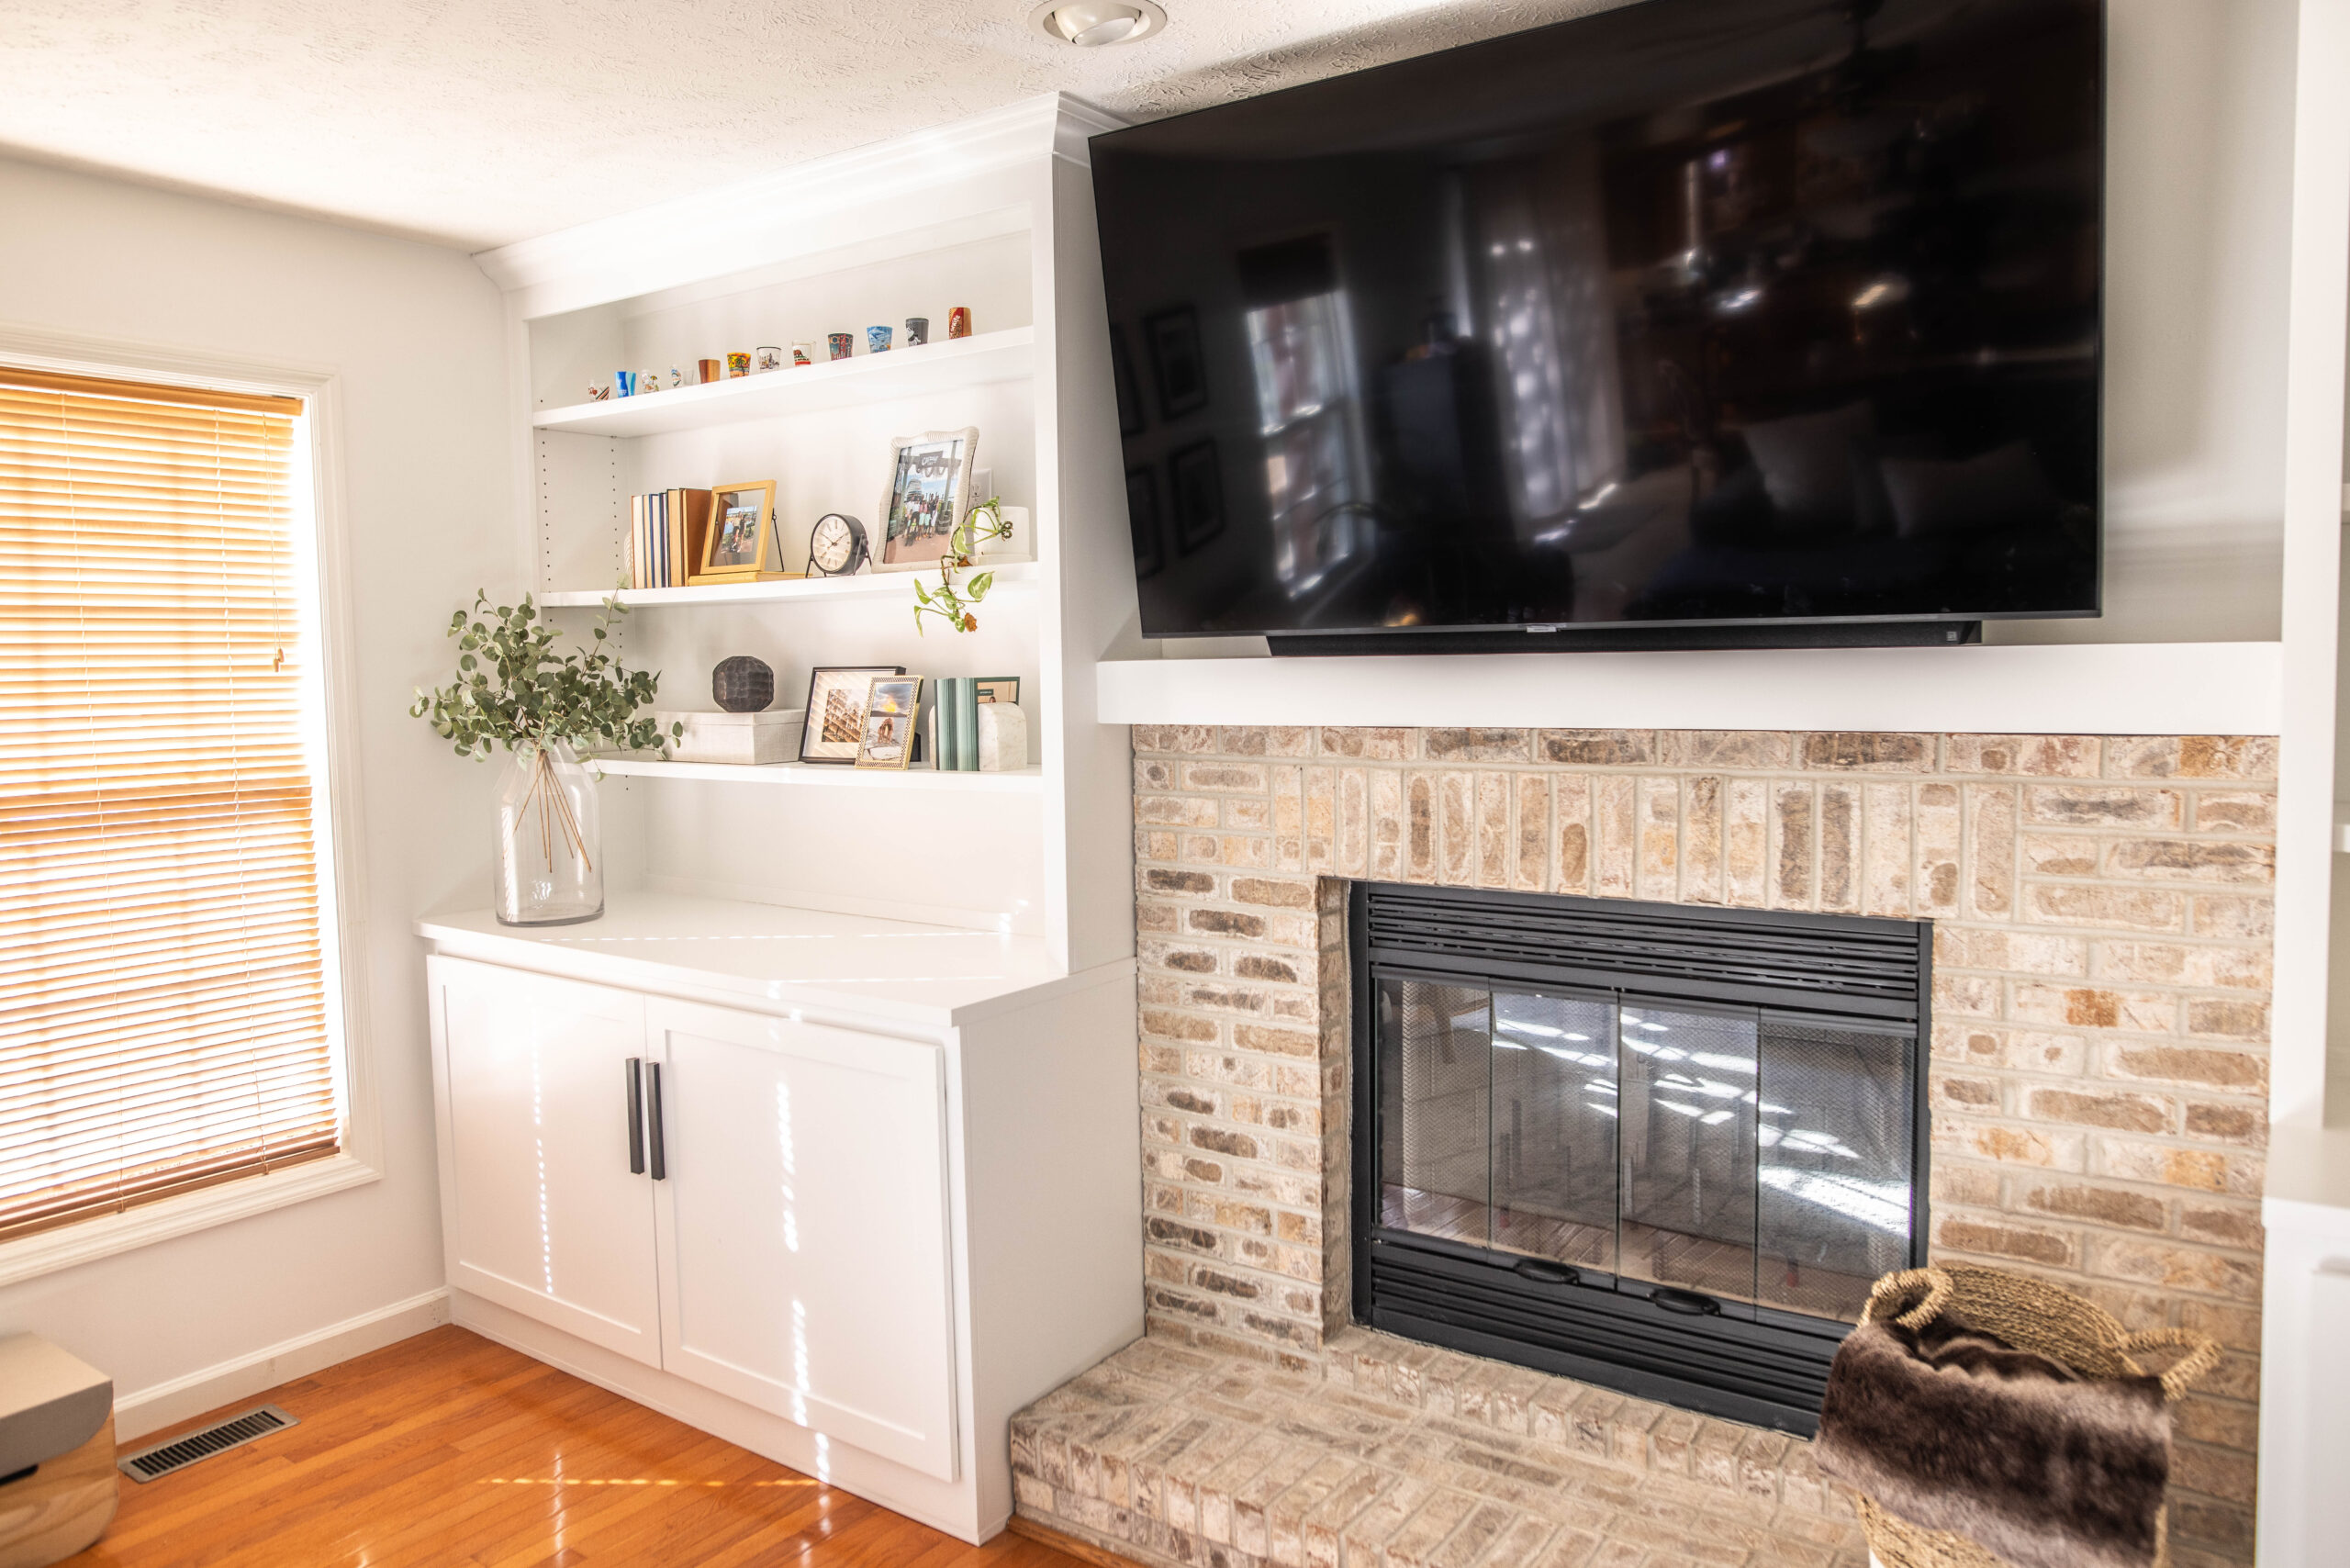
xmin=711 ymin=655 xmax=775 ymax=713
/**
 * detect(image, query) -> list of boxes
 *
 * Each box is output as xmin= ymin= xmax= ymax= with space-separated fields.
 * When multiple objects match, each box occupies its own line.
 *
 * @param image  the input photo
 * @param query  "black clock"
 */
xmin=808 ymin=512 xmax=868 ymax=577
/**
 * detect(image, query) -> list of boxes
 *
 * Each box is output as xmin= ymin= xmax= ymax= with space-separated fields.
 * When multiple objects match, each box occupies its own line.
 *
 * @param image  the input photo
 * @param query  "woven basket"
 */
xmin=1850 ymin=1266 xmax=2221 ymax=1568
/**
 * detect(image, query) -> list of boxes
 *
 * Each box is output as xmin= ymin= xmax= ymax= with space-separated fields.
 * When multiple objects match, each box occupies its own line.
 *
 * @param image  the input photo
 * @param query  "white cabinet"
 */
xmin=649 ymin=999 xmax=956 ymax=1479
xmin=425 ymin=957 xmax=957 ymax=1480
xmin=427 ymin=958 xmax=662 ymax=1365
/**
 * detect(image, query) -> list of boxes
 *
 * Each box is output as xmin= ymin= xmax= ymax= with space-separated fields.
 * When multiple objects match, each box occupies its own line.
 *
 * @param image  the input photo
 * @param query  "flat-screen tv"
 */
xmin=1091 ymin=0 xmax=2103 ymax=649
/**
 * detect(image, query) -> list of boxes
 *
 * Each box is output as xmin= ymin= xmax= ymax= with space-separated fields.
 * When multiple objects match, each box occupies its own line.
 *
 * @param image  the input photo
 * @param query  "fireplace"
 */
xmin=1349 ymin=881 xmax=1930 ymax=1436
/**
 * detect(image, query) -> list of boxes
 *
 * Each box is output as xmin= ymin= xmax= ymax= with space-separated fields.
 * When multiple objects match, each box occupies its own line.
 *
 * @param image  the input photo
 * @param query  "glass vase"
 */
xmin=493 ymin=740 xmax=603 ymax=926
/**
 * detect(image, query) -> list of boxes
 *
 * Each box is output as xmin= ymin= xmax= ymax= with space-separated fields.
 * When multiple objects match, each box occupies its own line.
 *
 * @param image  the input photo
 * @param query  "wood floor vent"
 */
xmin=118 ymin=1404 xmax=297 ymax=1483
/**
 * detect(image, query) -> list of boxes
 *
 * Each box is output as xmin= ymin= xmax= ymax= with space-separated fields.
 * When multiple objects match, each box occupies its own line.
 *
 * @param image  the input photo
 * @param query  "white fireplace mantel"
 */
xmin=1096 ymin=641 xmax=2284 ymax=737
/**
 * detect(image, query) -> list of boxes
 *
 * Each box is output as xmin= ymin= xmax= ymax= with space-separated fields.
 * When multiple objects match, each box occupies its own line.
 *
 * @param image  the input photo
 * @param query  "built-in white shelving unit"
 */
xmin=531 ymin=327 xmax=1035 ymax=436
xmin=538 ymin=558 xmax=1037 ymax=609
xmin=434 ymin=92 xmax=1144 ymax=1550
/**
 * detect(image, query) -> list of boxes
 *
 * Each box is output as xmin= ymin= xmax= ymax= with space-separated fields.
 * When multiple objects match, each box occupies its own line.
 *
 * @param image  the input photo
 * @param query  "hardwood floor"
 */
xmin=62 ymin=1325 xmax=1094 ymax=1568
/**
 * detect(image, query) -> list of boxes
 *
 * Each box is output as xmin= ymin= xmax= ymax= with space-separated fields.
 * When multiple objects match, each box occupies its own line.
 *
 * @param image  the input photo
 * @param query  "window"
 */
xmin=0 ymin=364 xmax=345 ymax=1242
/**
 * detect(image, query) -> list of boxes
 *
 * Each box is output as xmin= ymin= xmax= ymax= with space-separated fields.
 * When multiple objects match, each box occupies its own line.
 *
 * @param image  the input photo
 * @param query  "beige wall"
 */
xmin=0 ymin=156 xmax=513 ymax=1409
xmin=1131 ymin=723 xmax=2273 ymax=1567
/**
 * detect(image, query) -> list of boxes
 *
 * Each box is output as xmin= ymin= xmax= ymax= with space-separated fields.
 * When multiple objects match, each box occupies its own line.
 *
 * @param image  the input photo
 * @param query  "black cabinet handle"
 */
xmin=1651 ymin=1286 xmax=1723 ymax=1316
xmin=625 ymin=1058 xmax=644 ymax=1175
xmin=1512 ymin=1257 xmax=1581 ymax=1286
xmin=646 ymin=1061 xmax=666 ymax=1182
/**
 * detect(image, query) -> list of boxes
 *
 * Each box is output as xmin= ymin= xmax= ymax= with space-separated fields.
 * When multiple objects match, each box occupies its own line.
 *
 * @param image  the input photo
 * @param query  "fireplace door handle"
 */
xmin=625 ymin=1058 xmax=644 ymax=1175
xmin=1650 ymin=1286 xmax=1723 ymax=1316
xmin=1512 ymin=1258 xmax=1581 ymax=1287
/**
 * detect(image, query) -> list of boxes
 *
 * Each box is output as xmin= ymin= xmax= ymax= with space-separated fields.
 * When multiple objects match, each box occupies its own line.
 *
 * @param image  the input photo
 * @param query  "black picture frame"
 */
xmin=1125 ymin=464 xmax=1164 ymax=578
xmin=799 ymin=664 xmax=906 ymax=764
xmin=1144 ymin=305 xmax=1207 ymax=420
xmin=1110 ymin=324 xmax=1146 ymax=437
xmin=1169 ymin=440 xmax=1225 ymax=554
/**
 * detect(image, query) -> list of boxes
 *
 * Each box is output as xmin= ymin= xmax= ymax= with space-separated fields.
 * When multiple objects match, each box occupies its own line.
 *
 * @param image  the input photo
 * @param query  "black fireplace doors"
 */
xmin=1350 ymin=882 xmax=1931 ymax=1436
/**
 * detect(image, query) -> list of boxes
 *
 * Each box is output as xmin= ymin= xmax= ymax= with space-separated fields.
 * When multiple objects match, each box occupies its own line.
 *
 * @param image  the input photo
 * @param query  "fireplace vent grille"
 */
xmin=1361 ymin=885 xmax=1921 ymax=1021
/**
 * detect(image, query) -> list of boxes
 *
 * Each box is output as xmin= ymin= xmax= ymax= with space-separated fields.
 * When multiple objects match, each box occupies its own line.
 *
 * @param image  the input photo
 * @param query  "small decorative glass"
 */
xmin=493 ymin=740 xmax=603 ymax=925
xmin=867 ymin=324 xmax=892 ymax=353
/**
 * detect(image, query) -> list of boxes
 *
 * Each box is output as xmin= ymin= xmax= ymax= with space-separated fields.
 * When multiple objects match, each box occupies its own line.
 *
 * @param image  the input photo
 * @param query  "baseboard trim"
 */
xmin=1007 ymin=1515 xmax=1153 ymax=1568
xmin=112 ymin=1287 xmax=452 ymax=1440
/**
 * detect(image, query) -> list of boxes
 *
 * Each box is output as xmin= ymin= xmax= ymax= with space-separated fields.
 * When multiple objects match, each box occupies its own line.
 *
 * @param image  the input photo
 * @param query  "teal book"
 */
xmin=938 ymin=678 xmax=962 ymax=770
xmin=956 ymin=678 xmax=979 ymax=772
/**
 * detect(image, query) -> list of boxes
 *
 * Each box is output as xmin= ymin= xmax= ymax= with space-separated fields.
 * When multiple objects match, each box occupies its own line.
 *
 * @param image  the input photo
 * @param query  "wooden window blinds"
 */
xmin=0 ymin=365 xmax=341 ymax=1241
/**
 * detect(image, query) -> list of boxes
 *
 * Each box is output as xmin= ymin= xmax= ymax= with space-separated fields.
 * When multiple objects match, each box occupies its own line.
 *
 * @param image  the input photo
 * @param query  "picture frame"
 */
xmin=695 ymin=479 xmax=791 ymax=580
xmin=875 ymin=428 xmax=979 ymax=572
xmin=1110 ymin=323 xmax=1146 ymax=437
xmin=973 ymin=677 xmax=1019 ymax=705
xmin=855 ymin=675 xmax=923 ymax=770
xmin=1169 ymin=439 xmax=1225 ymax=554
xmin=800 ymin=665 xmax=905 ymax=764
xmin=1125 ymin=464 xmax=1163 ymax=578
xmin=1144 ymin=305 xmax=1207 ymax=420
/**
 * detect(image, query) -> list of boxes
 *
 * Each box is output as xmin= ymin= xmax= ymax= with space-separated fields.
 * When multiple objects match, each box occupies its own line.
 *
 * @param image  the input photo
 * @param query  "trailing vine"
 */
xmin=911 ymin=497 xmax=1013 ymax=634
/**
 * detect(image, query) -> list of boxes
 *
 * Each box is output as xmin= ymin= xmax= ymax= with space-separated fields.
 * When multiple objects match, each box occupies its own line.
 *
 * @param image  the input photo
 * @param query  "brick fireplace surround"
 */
xmin=1011 ymin=726 xmax=2273 ymax=1568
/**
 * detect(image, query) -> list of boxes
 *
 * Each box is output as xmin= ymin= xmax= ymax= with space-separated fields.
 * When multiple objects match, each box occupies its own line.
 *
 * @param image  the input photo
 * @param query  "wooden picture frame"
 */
xmin=874 ymin=428 xmax=979 ymax=572
xmin=800 ymin=665 xmax=905 ymax=764
xmin=694 ymin=479 xmax=793 ymax=582
xmin=855 ymin=675 xmax=923 ymax=770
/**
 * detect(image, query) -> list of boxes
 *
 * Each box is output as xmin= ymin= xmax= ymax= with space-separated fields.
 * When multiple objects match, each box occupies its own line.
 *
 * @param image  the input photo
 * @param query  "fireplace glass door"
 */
xmin=1375 ymin=976 xmax=1913 ymax=1324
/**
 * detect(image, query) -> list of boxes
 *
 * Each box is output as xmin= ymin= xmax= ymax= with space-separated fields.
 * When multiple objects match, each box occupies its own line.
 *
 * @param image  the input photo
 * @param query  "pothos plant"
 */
xmin=911 ymin=497 xmax=1013 ymax=634
xmin=410 ymin=593 xmax=679 ymax=868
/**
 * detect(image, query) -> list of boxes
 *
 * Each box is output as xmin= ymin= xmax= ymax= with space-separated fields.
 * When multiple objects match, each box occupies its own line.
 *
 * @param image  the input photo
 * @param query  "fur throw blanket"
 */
xmin=1812 ymin=1313 xmax=2171 ymax=1568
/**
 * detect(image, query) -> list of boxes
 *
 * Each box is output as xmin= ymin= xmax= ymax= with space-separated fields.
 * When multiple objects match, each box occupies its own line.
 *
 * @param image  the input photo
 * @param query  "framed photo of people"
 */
xmin=854 ymin=675 xmax=923 ymax=770
xmin=875 ymin=428 xmax=979 ymax=571
xmin=694 ymin=479 xmax=790 ymax=581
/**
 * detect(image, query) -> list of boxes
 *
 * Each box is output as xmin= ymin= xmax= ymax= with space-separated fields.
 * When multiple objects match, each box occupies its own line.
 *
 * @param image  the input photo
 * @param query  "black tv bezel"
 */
xmin=1088 ymin=0 xmax=2109 ymax=648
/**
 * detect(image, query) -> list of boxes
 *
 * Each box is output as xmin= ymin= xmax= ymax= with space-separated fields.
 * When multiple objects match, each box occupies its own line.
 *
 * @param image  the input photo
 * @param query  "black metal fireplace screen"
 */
xmin=1349 ymin=882 xmax=1930 ymax=1436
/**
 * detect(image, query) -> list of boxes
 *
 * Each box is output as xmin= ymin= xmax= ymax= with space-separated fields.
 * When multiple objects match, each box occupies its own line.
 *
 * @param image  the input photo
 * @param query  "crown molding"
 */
xmin=475 ymin=93 xmax=1129 ymax=319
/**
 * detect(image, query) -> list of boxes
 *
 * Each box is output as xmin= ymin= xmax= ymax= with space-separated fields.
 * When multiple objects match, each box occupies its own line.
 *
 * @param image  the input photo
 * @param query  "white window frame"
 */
xmin=0 ymin=322 xmax=383 ymax=1288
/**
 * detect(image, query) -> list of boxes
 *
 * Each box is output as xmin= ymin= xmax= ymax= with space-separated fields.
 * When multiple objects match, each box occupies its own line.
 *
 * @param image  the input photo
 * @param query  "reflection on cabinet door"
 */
xmin=646 ymin=998 xmax=957 ymax=1482
xmin=428 ymin=956 xmax=662 ymax=1366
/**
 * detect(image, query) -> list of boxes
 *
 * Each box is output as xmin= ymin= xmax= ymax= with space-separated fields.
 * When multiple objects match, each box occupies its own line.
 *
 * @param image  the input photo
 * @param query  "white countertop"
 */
xmin=416 ymin=891 xmax=1102 ymax=1028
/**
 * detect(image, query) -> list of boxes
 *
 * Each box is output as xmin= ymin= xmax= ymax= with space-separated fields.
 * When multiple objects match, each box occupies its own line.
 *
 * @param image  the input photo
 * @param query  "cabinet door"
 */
xmin=645 ymin=998 xmax=957 ymax=1481
xmin=427 ymin=956 xmax=660 ymax=1366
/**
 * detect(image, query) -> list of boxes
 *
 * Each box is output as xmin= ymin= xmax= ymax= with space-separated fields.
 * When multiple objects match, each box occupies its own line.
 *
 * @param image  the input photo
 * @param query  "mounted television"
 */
xmin=1091 ymin=0 xmax=2104 ymax=651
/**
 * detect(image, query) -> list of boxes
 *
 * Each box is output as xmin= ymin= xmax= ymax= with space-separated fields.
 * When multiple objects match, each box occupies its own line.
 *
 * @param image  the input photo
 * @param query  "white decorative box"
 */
xmin=654 ymin=708 xmax=805 ymax=766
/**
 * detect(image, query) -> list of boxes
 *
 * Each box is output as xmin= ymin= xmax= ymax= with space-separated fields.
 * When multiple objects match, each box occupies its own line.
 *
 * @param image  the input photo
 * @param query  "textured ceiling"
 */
xmin=0 ymin=0 xmax=1625 ymax=252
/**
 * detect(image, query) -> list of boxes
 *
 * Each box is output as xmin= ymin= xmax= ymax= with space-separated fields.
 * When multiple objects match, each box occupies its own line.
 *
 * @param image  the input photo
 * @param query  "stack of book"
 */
xmin=627 ymin=488 xmax=713 ymax=588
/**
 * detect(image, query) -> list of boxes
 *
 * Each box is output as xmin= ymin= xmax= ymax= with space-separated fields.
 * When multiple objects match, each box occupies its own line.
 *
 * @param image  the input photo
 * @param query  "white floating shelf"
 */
xmin=592 ymin=757 xmax=1043 ymax=792
xmin=532 ymin=327 xmax=1036 ymax=436
xmin=539 ymin=560 xmax=1037 ymax=610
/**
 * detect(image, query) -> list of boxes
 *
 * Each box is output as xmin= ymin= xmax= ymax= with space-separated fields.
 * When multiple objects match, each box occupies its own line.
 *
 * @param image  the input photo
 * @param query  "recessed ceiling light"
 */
xmin=1030 ymin=1 xmax=1169 ymax=47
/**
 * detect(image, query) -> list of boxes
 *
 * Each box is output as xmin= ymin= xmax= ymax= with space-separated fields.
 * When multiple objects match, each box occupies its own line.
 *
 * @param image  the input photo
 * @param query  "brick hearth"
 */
xmin=1013 ymin=726 xmax=2274 ymax=1568
xmin=1012 ymin=1329 xmax=1868 ymax=1568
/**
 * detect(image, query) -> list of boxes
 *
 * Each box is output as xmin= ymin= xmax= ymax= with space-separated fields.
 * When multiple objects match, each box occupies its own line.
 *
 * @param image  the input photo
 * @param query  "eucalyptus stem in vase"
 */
xmin=912 ymin=497 xmax=1013 ymax=634
xmin=410 ymin=592 xmax=679 ymax=925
